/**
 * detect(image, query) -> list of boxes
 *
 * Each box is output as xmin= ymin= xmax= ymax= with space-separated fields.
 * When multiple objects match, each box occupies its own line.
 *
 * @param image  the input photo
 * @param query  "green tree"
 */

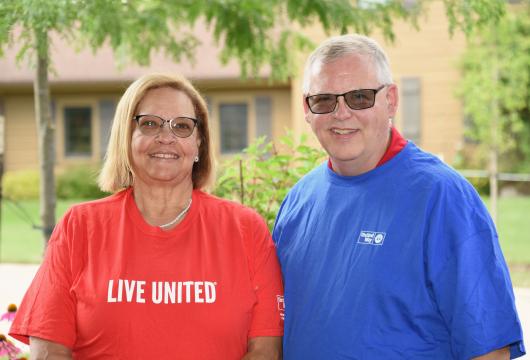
xmin=0 ymin=0 xmax=505 ymax=244
xmin=459 ymin=1 xmax=530 ymax=221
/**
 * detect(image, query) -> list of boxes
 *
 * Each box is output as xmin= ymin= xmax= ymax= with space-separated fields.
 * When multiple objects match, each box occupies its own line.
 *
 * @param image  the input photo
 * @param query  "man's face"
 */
xmin=304 ymin=54 xmax=398 ymax=176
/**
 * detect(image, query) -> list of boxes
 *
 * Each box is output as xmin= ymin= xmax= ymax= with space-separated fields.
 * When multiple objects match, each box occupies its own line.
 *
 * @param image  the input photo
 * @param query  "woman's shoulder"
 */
xmin=67 ymin=189 xmax=130 ymax=217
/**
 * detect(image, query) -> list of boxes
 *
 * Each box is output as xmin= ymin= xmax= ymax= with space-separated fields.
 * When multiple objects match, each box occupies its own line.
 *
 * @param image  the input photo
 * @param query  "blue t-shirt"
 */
xmin=273 ymin=143 xmax=525 ymax=359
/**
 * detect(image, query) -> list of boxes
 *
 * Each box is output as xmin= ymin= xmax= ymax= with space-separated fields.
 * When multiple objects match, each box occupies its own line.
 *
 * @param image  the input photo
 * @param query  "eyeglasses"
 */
xmin=306 ymin=85 xmax=387 ymax=114
xmin=133 ymin=114 xmax=198 ymax=138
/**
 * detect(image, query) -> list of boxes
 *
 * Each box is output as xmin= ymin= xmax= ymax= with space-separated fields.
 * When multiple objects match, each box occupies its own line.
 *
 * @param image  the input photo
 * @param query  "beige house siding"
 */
xmin=2 ymin=92 xmax=120 ymax=172
xmin=288 ymin=1 xmax=466 ymax=163
xmin=375 ymin=1 xmax=466 ymax=162
xmin=205 ymin=88 xmax=287 ymax=157
xmin=4 ymin=95 xmax=38 ymax=171
xmin=56 ymin=96 xmax=101 ymax=166
xmin=0 ymin=1 xmax=474 ymax=173
xmin=0 ymin=86 xmax=293 ymax=172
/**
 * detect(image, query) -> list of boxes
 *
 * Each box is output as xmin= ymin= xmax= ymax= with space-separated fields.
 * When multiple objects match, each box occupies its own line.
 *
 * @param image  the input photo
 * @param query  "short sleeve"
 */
xmin=425 ymin=181 xmax=525 ymax=358
xmin=9 ymin=210 xmax=78 ymax=349
xmin=246 ymin=211 xmax=284 ymax=338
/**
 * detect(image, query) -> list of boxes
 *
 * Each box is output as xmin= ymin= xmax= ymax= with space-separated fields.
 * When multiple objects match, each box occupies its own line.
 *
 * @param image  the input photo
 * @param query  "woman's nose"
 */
xmin=156 ymin=122 xmax=176 ymax=143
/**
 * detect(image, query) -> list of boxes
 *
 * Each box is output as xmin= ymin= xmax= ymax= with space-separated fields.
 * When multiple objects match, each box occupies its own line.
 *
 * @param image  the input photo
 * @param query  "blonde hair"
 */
xmin=98 ymin=73 xmax=213 ymax=192
xmin=302 ymin=34 xmax=393 ymax=95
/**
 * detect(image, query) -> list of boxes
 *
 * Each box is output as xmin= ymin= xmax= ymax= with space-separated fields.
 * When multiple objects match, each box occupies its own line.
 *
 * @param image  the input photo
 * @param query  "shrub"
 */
xmin=467 ymin=176 xmax=490 ymax=196
xmin=2 ymin=169 xmax=40 ymax=200
xmin=2 ymin=166 xmax=109 ymax=201
xmin=56 ymin=165 xmax=108 ymax=199
xmin=214 ymin=132 xmax=326 ymax=230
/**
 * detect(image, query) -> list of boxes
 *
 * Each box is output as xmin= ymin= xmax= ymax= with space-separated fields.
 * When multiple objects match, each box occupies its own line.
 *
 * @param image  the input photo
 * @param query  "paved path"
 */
xmin=0 ymin=264 xmax=528 ymax=357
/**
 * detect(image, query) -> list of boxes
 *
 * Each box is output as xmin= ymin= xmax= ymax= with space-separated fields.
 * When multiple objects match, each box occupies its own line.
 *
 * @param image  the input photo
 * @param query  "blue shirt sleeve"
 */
xmin=424 ymin=179 xmax=525 ymax=359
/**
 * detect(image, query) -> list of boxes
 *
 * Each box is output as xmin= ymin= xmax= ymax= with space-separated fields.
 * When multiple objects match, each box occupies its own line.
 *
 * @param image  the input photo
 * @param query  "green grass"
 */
xmin=482 ymin=196 xmax=530 ymax=264
xmin=0 ymin=196 xmax=529 ymax=286
xmin=482 ymin=196 xmax=530 ymax=287
xmin=0 ymin=198 xmax=83 ymax=263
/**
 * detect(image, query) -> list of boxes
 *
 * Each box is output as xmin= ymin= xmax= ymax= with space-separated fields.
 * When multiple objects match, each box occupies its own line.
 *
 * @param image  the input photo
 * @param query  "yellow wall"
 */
xmin=1 ymin=2 xmax=471 ymax=172
xmin=289 ymin=1 xmax=467 ymax=163
xmin=1 ymin=86 xmax=293 ymax=172
xmin=205 ymin=87 xmax=292 ymax=159
xmin=55 ymin=95 xmax=104 ymax=166
xmin=378 ymin=1 xmax=466 ymax=162
xmin=4 ymin=95 xmax=39 ymax=171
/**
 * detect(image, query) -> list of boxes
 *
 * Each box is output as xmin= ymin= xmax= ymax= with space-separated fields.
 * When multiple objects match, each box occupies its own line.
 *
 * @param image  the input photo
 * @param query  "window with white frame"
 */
xmin=255 ymin=96 xmax=272 ymax=141
xmin=215 ymin=95 xmax=273 ymax=154
xmin=64 ymin=106 xmax=92 ymax=156
xmin=219 ymin=103 xmax=248 ymax=153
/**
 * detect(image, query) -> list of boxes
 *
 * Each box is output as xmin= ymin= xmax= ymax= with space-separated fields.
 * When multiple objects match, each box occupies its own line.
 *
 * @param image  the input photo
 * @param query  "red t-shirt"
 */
xmin=10 ymin=189 xmax=284 ymax=359
xmin=328 ymin=127 xmax=408 ymax=170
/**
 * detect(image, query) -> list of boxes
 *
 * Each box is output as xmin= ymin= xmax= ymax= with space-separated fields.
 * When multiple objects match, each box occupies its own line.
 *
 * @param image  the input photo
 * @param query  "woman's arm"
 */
xmin=242 ymin=336 xmax=282 ymax=360
xmin=30 ymin=336 xmax=72 ymax=360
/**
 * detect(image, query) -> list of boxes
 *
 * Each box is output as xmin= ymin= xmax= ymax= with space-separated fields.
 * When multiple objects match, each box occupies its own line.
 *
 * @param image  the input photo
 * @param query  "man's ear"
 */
xmin=385 ymin=84 xmax=399 ymax=118
xmin=302 ymin=96 xmax=311 ymax=124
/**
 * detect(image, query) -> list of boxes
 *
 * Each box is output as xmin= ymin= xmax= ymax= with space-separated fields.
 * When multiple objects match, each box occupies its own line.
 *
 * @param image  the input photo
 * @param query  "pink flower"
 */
xmin=0 ymin=334 xmax=22 ymax=360
xmin=0 ymin=304 xmax=17 ymax=322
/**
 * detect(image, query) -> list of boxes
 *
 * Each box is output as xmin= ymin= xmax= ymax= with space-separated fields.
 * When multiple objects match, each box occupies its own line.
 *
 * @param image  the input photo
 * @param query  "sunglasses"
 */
xmin=306 ymin=85 xmax=387 ymax=114
xmin=133 ymin=114 xmax=198 ymax=138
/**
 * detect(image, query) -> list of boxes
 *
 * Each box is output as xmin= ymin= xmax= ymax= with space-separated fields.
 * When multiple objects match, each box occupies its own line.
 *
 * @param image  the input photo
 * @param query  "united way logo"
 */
xmin=357 ymin=231 xmax=386 ymax=246
xmin=277 ymin=295 xmax=285 ymax=320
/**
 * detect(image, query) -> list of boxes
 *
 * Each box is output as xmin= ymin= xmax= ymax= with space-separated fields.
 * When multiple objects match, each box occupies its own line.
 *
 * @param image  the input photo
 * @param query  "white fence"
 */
xmin=457 ymin=170 xmax=530 ymax=182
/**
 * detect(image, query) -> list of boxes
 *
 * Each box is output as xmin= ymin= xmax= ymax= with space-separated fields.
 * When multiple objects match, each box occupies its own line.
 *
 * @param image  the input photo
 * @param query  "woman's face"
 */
xmin=131 ymin=86 xmax=200 ymax=188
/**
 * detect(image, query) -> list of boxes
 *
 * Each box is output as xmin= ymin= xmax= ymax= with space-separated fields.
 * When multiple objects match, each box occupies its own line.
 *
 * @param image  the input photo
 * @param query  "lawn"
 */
xmin=0 ymin=198 xmax=82 ymax=263
xmin=0 ymin=196 xmax=529 ymax=286
xmin=482 ymin=196 xmax=530 ymax=287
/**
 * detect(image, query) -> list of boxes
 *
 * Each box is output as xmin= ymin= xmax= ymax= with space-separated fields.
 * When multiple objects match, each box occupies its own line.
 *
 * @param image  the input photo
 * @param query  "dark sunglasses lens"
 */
xmin=345 ymin=89 xmax=376 ymax=110
xmin=308 ymin=94 xmax=337 ymax=114
xmin=170 ymin=118 xmax=196 ymax=137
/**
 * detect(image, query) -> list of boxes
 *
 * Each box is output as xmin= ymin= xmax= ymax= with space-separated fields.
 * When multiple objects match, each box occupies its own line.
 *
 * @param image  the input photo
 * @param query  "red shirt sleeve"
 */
xmin=245 ymin=211 xmax=284 ymax=338
xmin=9 ymin=209 xmax=78 ymax=349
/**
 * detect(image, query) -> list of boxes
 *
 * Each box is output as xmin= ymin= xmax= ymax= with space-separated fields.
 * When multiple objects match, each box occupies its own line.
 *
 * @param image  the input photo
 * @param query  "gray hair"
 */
xmin=302 ymin=34 xmax=393 ymax=94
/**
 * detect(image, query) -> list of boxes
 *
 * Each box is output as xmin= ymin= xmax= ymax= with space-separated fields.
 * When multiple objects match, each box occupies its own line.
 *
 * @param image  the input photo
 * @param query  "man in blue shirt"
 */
xmin=273 ymin=34 xmax=525 ymax=359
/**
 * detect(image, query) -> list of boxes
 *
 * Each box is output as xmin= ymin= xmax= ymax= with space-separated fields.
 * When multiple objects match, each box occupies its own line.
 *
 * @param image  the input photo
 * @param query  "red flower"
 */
xmin=0 ymin=304 xmax=17 ymax=322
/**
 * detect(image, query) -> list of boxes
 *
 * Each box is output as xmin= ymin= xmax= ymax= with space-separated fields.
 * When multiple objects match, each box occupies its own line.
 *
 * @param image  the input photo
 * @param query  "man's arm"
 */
xmin=472 ymin=346 xmax=510 ymax=360
xmin=30 ymin=336 xmax=72 ymax=360
xmin=242 ymin=336 xmax=282 ymax=360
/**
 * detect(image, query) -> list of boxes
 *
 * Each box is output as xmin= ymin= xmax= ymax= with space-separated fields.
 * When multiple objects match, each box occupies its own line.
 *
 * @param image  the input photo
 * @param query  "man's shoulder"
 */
xmin=402 ymin=145 xmax=482 ymax=206
xmin=275 ymin=163 xmax=326 ymax=223
xmin=404 ymin=144 xmax=469 ymax=187
xmin=289 ymin=162 xmax=327 ymax=193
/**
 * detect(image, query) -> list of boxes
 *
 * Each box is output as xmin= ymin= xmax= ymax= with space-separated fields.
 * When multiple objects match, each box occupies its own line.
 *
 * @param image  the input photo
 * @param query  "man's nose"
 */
xmin=334 ymin=96 xmax=352 ymax=119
